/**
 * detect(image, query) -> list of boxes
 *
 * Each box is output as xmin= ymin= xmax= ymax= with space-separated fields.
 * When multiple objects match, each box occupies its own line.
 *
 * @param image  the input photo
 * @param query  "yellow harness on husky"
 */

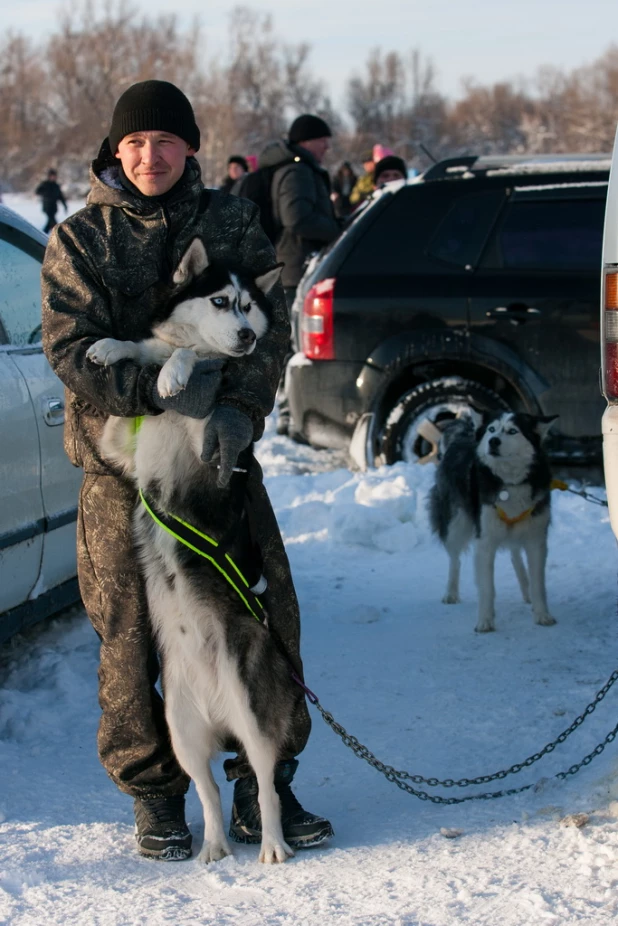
xmin=495 ymin=479 xmax=568 ymax=527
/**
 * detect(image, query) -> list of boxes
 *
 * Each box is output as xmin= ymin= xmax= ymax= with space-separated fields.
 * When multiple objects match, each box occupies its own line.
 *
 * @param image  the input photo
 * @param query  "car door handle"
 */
xmin=486 ymin=305 xmax=542 ymax=322
xmin=43 ymin=397 xmax=65 ymax=426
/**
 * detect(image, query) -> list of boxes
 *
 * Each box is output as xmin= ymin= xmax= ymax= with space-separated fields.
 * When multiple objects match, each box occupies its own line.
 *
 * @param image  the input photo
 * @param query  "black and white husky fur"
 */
xmin=86 ymin=238 xmax=299 ymax=864
xmin=429 ymin=411 xmax=558 ymax=633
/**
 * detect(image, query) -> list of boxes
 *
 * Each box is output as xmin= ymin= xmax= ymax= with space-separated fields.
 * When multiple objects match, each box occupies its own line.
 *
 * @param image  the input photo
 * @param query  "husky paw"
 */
xmin=475 ymin=620 xmax=495 ymax=633
xmin=157 ymin=365 xmax=189 ymax=397
xmin=198 ymin=841 xmax=232 ymax=863
xmin=87 ymin=338 xmax=135 ymax=366
xmin=258 ymin=840 xmax=295 ymax=864
xmin=157 ymin=352 xmax=196 ymax=397
xmin=442 ymin=593 xmax=460 ymax=604
xmin=535 ymin=613 xmax=557 ymax=627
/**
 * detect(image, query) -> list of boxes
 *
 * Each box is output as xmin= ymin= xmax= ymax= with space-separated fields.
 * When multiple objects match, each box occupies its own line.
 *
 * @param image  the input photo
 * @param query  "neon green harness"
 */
xmin=138 ymin=490 xmax=264 ymax=622
xmin=132 ymin=417 xmax=264 ymax=622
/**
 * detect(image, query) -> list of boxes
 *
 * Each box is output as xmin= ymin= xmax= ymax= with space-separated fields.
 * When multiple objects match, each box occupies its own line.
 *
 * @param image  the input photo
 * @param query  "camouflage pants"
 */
xmin=77 ymin=468 xmax=311 ymax=798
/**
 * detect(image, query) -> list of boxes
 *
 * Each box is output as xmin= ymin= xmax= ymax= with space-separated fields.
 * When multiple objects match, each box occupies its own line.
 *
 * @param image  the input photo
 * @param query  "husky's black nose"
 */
xmin=238 ymin=328 xmax=256 ymax=346
xmin=489 ymin=436 xmax=501 ymax=453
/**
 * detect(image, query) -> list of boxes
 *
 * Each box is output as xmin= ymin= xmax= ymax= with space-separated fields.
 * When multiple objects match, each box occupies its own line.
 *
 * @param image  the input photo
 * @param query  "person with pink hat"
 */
xmin=372 ymin=144 xmax=394 ymax=162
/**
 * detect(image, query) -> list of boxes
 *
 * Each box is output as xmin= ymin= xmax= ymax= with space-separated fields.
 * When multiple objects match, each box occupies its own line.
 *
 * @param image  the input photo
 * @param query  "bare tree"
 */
xmin=347 ymin=48 xmax=407 ymax=141
xmin=2 ymin=6 xmax=618 ymax=195
xmin=0 ymin=33 xmax=48 ymax=189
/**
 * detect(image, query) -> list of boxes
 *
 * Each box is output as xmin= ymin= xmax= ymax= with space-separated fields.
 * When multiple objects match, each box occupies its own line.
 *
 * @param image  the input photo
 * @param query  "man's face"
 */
xmin=228 ymin=162 xmax=246 ymax=181
xmin=363 ymin=160 xmax=375 ymax=174
xmin=115 ymin=131 xmax=196 ymax=196
xmin=375 ymin=168 xmax=406 ymax=186
xmin=297 ymin=136 xmax=331 ymax=164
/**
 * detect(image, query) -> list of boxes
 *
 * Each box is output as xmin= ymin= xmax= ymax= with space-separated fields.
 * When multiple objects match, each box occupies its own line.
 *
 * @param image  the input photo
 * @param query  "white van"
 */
xmin=601 ymin=128 xmax=618 ymax=539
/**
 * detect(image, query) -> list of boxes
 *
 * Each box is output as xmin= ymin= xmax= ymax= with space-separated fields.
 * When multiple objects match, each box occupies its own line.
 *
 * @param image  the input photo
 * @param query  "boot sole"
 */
xmin=136 ymin=843 xmax=193 ymax=861
xmin=229 ymin=821 xmax=334 ymax=849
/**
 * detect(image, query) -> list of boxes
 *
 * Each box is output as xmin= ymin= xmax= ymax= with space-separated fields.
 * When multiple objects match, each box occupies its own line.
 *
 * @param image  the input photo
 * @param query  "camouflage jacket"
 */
xmin=41 ymin=148 xmax=289 ymax=474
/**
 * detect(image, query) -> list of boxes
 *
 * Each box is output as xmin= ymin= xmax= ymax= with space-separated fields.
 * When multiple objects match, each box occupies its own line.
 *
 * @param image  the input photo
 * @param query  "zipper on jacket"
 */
xmin=161 ymin=204 xmax=174 ymax=276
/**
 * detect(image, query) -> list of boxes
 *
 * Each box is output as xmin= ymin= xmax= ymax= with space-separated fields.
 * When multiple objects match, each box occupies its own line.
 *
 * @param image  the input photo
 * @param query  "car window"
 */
xmin=0 ymin=224 xmax=45 ymax=346
xmin=481 ymin=198 xmax=605 ymax=271
xmin=427 ymin=190 xmax=506 ymax=269
xmin=339 ymin=187 xmax=466 ymax=276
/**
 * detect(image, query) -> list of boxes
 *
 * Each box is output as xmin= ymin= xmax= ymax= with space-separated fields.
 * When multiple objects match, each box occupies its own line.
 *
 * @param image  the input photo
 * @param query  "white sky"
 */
xmin=1 ymin=0 xmax=617 ymax=104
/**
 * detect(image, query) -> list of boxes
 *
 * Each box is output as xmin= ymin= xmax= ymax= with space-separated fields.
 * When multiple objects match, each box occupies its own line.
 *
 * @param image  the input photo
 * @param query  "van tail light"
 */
xmin=302 ymin=278 xmax=335 ymax=360
xmin=604 ymin=270 xmax=618 ymax=398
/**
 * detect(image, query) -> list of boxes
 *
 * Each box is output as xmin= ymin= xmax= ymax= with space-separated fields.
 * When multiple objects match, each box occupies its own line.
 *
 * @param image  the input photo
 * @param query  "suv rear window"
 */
xmin=339 ymin=186 xmax=470 ymax=276
xmin=482 ymin=197 xmax=605 ymax=271
xmin=427 ymin=190 xmax=505 ymax=269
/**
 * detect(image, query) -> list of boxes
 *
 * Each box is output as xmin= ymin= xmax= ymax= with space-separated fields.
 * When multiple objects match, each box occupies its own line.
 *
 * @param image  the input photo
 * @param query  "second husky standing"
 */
xmin=430 ymin=411 xmax=558 ymax=633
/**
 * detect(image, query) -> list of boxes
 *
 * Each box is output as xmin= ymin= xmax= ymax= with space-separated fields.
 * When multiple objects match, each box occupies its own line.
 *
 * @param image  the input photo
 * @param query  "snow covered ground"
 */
xmin=2 ymin=194 xmax=618 ymax=925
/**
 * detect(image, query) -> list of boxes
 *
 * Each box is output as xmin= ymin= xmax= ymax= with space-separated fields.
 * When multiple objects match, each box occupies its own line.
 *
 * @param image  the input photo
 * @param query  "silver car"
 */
xmin=0 ymin=205 xmax=81 ymax=643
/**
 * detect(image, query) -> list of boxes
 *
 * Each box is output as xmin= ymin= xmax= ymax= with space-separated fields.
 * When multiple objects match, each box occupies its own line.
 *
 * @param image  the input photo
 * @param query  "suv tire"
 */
xmin=379 ymin=376 xmax=511 ymax=464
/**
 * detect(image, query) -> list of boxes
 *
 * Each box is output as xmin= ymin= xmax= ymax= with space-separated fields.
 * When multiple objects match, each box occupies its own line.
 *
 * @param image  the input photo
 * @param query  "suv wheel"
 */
xmin=379 ymin=377 xmax=511 ymax=464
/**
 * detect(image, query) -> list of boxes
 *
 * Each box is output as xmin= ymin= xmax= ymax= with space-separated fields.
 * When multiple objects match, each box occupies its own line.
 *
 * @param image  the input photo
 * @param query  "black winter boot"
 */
xmin=229 ymin=759 xmax=334 ymax=848
xmin=133 ymin=795 xmax=192 ymax=860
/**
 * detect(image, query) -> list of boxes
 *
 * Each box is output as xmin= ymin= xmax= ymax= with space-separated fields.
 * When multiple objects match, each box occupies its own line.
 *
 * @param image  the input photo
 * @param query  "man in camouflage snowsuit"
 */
xmin=41 ymin=80 xmax=332 ymax=860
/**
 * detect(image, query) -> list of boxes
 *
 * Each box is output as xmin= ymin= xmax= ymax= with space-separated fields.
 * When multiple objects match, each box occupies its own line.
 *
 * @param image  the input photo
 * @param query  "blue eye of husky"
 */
xmin=211 ymin=296 xmax=229 ymax=308
xmin=507 ymin=428 xmax=518 ymax=435
xmin=488 ymin=426 xmax=495 ymax=433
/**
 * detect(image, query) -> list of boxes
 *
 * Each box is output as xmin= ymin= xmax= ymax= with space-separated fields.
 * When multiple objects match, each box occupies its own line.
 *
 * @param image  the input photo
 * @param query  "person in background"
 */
xmin=258 ymin=113 xmax=341 ymax=435
xmin=331 ymin=161 xmax=358 ymax=219
xmin=372 ymin=144 xmax=394 ymax=163
xmin=349 ymin=150 xmax=375 ymax=208
xmin=374 ymin=155 xmax=408 ymax=187
xmin=245 ymin=154 xmax=258 ymax=173
xmin=35 ymin=168 xmax=68 ymax=233
xmin=220 ymin=155 xmax=249 ymax=193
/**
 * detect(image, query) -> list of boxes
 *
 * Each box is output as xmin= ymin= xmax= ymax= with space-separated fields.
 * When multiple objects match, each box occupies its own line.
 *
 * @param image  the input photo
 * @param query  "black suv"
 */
xmin=286 ymin=154 xmax=609 ymax=466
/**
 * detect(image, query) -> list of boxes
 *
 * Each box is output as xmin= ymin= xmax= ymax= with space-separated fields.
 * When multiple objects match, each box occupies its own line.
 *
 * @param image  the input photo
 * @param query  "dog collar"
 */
xmin=495 ymin=505 xmax=534 ymax=526
xmin=495 ymin=478 xmax=566 ymax=527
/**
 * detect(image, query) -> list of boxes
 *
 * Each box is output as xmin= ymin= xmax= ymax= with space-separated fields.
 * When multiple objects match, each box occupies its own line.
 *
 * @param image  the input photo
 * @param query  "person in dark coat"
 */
xmin=41 ymin=80 xmax=332 ymax=861
xmin=265 ymin=114 xmax=341 ymax=435
xmin=266 ymin=114 xmax=341 ymax=299
xmin=331 ymin=161 xmax=358 ymax=218
xmin=35 ymin=168 xmax=68 ymax=233
xmin=219 ymin=155 xmax=249 ymax=193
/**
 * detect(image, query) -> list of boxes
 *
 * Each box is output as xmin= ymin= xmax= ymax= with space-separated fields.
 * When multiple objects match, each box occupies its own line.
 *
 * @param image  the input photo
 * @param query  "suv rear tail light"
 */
xmin=603 ymin=270 xmax=618 ymax=398
xmin=302 ymin=278 xmax=335 ymax=360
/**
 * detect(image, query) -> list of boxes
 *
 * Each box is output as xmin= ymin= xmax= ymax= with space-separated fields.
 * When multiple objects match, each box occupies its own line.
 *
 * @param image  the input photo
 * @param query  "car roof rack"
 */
xmin=422 ymin=153 xmax=611 ymax=182
xmin=422 ymin=156 xmax=477 ymax=181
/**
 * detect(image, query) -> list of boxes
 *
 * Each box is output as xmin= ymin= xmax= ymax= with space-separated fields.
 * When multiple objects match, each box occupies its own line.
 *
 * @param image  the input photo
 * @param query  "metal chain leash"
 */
xmin=551 ymin=479 xmax=608 ymax=507
xmin=302 ymin=668 xmax=618 ymax=805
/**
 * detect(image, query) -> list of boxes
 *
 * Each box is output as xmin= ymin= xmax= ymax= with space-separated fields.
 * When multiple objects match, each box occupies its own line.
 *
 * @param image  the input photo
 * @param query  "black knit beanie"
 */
xmin=108 ymin=80 xmax=200 ymax=153
xmin=374 ymin=155 xmax=407 ymax=185
xmin=228 ymin=155 xmax=249 ymax=171
xmin=288 ymin=114 xmax=332 ymax=145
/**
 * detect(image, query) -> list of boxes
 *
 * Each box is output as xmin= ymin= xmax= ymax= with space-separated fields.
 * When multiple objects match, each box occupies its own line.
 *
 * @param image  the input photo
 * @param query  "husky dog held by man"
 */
xmin=429 ymin=411 xmax=558 ymax=633
xmin=86 ymin=237 xmax=300 ymax=864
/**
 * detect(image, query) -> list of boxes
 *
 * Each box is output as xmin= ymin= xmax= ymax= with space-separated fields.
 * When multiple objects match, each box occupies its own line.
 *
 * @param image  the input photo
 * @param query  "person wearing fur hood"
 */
xmin=41 ymin=80 xmax=332 ymax=861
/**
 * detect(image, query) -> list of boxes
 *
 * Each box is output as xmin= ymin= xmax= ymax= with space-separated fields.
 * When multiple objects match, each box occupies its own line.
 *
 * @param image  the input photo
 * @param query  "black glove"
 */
xmin=201 ymin=406 xmax=254 ymax=486
xmin=151 ymin=359 xmax=224 ymax=418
